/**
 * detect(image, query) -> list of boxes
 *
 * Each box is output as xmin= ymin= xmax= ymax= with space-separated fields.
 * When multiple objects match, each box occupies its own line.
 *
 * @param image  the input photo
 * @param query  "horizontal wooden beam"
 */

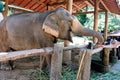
xmin=8 ymin=5 xmax=33 ymax=12
xmin=91 ymin=47 xmax=103 ymax=55
xmin=73 ymin=10 xmax=105 ymax=15
xmin=0 ymin=47 xmax=53 ymax=61
xmin=0 ymin=42 xmax=103 ymax=62
xmin=48 ymin=0 xmax=85 ymax=6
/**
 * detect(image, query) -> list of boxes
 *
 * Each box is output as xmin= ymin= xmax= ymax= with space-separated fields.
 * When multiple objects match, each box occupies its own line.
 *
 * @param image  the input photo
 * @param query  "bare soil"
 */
xmin=0 ymin=57 xmax=40 ymax=80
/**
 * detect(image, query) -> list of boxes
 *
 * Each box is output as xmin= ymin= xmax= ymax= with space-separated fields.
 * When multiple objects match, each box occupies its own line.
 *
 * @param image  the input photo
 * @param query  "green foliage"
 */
xmin=30 ymin=69 xmax=49 ymax=80
xmin=76 ymin=10 xmax=89 ymax=26
xmin=107 ymin=13 xmax=120 ymax=32
xmin=61 ymin=66 xmax=77 ymax=80
xmin=30 ymin=66 xmax=120 ymax=80
xmin=76 ymin=6 xmax=120 ymax=32
xmin=76 ymin=14 xmax=89 ymax=26
xmin=30 ymin=66 xmax=77 ymax=80
xmin=90 ymin=71 xmax=120 ymax=80
xmin=0 ymin=1 xmax=4 ymax=12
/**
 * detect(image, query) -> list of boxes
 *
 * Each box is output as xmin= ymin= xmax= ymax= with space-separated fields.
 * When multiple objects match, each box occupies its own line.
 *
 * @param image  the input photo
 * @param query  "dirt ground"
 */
xmin=0 ymin=57 xmax=40 ymax=80
xmin=1 ymin=54 xmax=120 ymax=80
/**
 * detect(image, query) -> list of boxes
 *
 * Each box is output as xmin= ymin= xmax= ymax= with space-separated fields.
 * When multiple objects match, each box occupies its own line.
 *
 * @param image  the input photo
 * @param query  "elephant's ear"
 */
xmin=42 ymin=13 xmax=59 ymax=38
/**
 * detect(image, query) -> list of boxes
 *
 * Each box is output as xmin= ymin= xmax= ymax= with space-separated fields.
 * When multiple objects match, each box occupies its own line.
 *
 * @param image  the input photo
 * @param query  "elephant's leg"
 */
xmin=0 ymin=40 xmax=13 ymax=70
xmin=45 ymin=55 xmax=51 ymax=70
xmin=0 ymin=47 xmax=12 ymax=70
xmin=0 ymin=48 xmax=13 ymax=70
xmin=40 ymin=55 xmax=45 ymax=69
xmin=39 ymin=54 xmax=51 ymax=70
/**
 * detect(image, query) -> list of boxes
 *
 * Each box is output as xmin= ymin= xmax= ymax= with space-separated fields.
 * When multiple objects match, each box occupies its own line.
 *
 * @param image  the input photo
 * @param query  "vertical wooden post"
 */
xmin=102 ymin=48 xmax=110 ymax=66
xmin=93 ymin=0 xmax=100 ymax=43
xmin=104 ymin=11 xmax=108 ymax=40
xmin=66 ymin=0 xmax=73 ymax=14
xmin=102 ymin=10 xmax=110 ymax=72
xmin=63 ymin=0 xmax=73 ymax=65
xmin=50 ymin=44 xmax=64 ymax=80
xmin=77 ymin=50 xmax=91 ymax=80
xmin=113 ymin=48 xmax=117 ymax=57
xmin=46 ymin=4 xmax=51 ymax=10
xmin=3 ymin=0 xmax=8 ymax=17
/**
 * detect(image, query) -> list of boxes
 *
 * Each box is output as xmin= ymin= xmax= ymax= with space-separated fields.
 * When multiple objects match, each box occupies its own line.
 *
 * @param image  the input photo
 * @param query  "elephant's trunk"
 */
xmin=71 ymin=17 xmax=104 ymax=45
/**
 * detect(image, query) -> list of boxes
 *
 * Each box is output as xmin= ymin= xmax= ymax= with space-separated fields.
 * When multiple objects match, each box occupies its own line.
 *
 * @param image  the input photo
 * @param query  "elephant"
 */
xmin=0 ymin=7 xmax=104 ymax=70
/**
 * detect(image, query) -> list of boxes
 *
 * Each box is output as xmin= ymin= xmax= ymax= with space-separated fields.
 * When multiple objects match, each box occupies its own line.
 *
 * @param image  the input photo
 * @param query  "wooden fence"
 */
xmin=0 ymin=43 xmax=103 ymax=80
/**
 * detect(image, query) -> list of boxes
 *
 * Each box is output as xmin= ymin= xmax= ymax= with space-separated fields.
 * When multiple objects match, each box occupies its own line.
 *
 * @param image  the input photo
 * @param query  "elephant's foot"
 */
xmin=0 ymin=61 xmax=15 ymax=70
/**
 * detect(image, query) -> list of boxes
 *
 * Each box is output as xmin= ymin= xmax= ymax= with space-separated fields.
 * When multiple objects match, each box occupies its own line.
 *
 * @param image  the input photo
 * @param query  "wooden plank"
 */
xmin=0 ymin=47 xmax=53 ymax=61
xmin=50 ymin=44 xmax=64 ymax=80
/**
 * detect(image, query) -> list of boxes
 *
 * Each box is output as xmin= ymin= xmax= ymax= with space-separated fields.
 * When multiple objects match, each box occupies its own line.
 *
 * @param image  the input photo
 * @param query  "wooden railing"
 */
xmin=0 ymin=43 xmax=103 ymax=80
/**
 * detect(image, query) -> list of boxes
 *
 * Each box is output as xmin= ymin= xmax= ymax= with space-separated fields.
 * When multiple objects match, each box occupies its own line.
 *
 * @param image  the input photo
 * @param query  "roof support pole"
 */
xmin=93 ymin=0 xmax=100 ymax=43
xmin=102 ymin=11 xmax=110 ymax=71
xmin=63 ymin=0 xmax=73 ymax=65
xmin=103 ymin=11 xmax=108 ymax=40
xmin=3 ymin=0 xmax=8 ymax=17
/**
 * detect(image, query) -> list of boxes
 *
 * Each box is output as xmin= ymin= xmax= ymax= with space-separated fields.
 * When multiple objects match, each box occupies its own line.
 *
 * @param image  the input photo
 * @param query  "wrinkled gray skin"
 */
xmin=0 ymin=8 xmax=104 ymax=70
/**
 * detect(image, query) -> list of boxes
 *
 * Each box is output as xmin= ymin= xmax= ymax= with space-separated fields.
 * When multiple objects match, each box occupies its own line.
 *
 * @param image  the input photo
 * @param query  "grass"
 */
xmin=90 ymin=71 xmax=120 ymax=80
xmin=30 ymin=66 xmax=120 ymax=80
xmin=30 ymin=65 xmax=77 ymax=80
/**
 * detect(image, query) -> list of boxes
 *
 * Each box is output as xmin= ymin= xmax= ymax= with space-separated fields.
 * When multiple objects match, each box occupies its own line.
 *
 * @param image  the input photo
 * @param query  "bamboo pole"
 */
xmin=76 ymin=50 xmax=86 ymax=80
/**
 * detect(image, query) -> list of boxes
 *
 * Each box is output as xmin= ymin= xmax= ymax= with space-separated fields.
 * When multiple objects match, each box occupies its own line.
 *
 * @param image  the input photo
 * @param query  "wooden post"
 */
xmin=102 ymin=48 xmax=110 ymax=66
xmin=104 ymin=11 xmax=108 ymax=40
xmin=63 ymin=0 xmax=73 ymax=65
xmin=66 ymin=0 xmax=73 ymax=14
xmin=93 ymin=0 xmax=100 ymax=43
xmin=113 ymin=48 xmax=117 ymax=57
xmin=2 ymin=0 xmax=8 ymax=17
xmin=50 ymin=44 xmax=64 ymax=80
xmin=102 ymin=12 xmax=110 ymax=71
xmin=77 ymin=49 xmax=91 ymax=80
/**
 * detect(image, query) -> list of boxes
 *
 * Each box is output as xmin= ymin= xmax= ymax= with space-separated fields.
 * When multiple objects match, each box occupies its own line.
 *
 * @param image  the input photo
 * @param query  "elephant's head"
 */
xmin=42 ymin=8 xmax=104 ymax=45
